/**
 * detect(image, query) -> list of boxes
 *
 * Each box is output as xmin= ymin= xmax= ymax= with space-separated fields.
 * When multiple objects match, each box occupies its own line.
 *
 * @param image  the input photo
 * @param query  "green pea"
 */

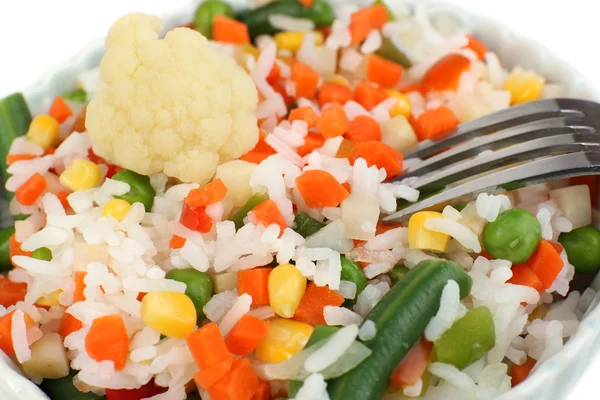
xmin=111 ymin=169 xmax=155 ymax=212
xmin=32 ymin=247 xmax=52 ymax=261
xmin=61 ymin=87 xmax=87 ymax=104
xmin=40 ymin=370 xmax=106 ymax=400
xmin=388 ymin=264 xmax=410 ymax=285
xmin=559 ymin=226 xmax=600 ymax=273
xmin=194 ymin=0 xmax=235 ymax=39
xmin=340 ymin=256 xmax=367 ymax=302
xmin=0 ymin=226 xmax=15 ymax=271
xmin=483 ymin=208 xmax=541 ymax=264
xmin=165 ymin=269 xmax=214 ymax=320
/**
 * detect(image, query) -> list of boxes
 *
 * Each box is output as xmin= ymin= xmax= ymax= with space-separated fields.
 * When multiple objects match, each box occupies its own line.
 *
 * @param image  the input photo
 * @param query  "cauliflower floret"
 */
xmin=86 ymin=13 xmax=258 ymax=184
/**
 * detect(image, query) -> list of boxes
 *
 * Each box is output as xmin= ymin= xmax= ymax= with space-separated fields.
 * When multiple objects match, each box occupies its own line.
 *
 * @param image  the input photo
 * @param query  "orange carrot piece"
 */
xmin=58 ymin=313 xmax=83 ymax=339
xmin=240 ymin=151 xmax=274 ymax=165
xmin=399 ymin=83 xmax=424 ymax=94
xmin=508 ymin=264 xmax=544 ymax=294
xmin=69 ymin=106 xmax=87 ymax=134
xmin=292 ymin=62 xmax=320 ymax=99
xmin=299 ymin=0 xmax=314 ymax=6
xmin=376 ymin=221 xmax=404 ymax=235
xmin=413 ymin=106 xmax=460 ymax=142
xmin=0 ymin=310 xmax=35 ymax=356
xmin=421 ymin=53 xmax=472 ymax=93
xmin=354 ymin=81 xmax=389 ymax=111
xmin=224 ymin=314 xmax=270 ymax=356
xmin=73 ymin=272 xmax=87 ymax=303
xmin=49 ymin=96 xmax=73 ymax=124
xmin=509 ymin=358 xmax=536 ymax=387
xmin=293 ymin=282 xmax=345 ymax=326
xmin=318 ymin=82 xmax=353 ymax=107
xmin=527 ymin=240 xmax=564 ymax=290
xmin=170 ymin=235 xmax=187 ymax=249
xmin=206 ymin=358 xmax=261 ymax=400
xmin=297 ymin=133 xmax=325 ymax=157
xmin=352 ymin=141 xmax=404 ymax=178
xmin=187 ymin=322 xmax=232 ymax=369
xmin=241 ymin=130 xmax=276 ymax=164
xmin=296 ymin=170 xmax=350 ymax=208
xmin=549 ymin=242 xmax=564 ymax=254
xmin=6 ymin=154 xmax=37 ymax=166
xmin=85 ymin=314 xmax=129 ymax=370
xmin=464 ymin=34 xmax=487 ymax=61
xmin=317 ymin=103 xmax=349 ymax=139
xmin=367 ymin=54 xmax=404 ymax=89
xmin=570 ymin=176 xmax=599 ymax=207
xmin=212 ymin=15 xmax=250 ymax=44
xmin=390 ymin=337 xmax=433 ymax=388
xmin=56 ymin=191 xmax=71 ymax=211
xmin=345 ymin=115 xmax=382 ymax=142
xmin=266 ymin=62 xmax=281 ymax=84
xmin=289 ymin=106 xmax=318 ymax=128
xmin=185 ymin=179 xmax=228 ymax=207
xmin=336 ymin=138 xmax=358 ymax=161
xmin=194 ymin=357 xmax=234 ymax=390
xmin=238 ymin=268 xmax=272 ymax=306
xmin=252 ymin=380 xmax=272 ymax=400
xmin=0 ymin=276 xmax=27 ymax=308
xmin=348 ymin=5 xmax=389 ymax=45
xmin=15 ymin=172 xmax=47 ymax=206
xmin=251 ymin=200 xmax=287 ymax=235
xmin=9 ymin=234 xmax=32 ymax=262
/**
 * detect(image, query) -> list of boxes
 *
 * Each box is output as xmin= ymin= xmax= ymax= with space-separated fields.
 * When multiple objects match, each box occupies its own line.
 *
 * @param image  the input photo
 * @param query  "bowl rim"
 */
xmin=7 ymin=1 xmax=600 ymax=399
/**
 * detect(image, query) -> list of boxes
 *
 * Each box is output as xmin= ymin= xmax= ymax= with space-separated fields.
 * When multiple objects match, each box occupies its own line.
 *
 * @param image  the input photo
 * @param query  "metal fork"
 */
xmin=384 ymin=99 xmax=600 ymax=223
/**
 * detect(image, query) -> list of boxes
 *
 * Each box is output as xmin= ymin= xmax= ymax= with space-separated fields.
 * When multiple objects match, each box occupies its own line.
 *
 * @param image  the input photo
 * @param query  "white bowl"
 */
xmin=3 ymin=1 xmax=600 ymax=399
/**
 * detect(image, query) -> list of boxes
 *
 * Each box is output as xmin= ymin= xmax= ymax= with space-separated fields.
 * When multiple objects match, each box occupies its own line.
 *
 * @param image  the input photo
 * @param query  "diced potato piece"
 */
xmin=301 ymin=46 xmax=337 ymax=79
xmin=381 ymin=115 xmax=418 ymax=152
xmin=460 ymin=202 xmax=487 ymax=237
xmin=21 ymin=333 xmax=69 ymax=379
xmin=214 ymin=272 xmax=238 ymax=293
xmin=448 ymin=94 xmax=493 ymax=123
xmin=215 ymin=160 xmax=256 ymax=207
xmin=550 ymin=185 xmax=592 ymax=229
xmin=341 ymin=194 xmax=380 ymax=240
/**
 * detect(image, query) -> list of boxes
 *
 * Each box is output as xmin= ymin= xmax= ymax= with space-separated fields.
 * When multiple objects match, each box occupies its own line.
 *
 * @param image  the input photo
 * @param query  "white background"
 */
xmin=0 ymin=0 xmax=599 ymax=399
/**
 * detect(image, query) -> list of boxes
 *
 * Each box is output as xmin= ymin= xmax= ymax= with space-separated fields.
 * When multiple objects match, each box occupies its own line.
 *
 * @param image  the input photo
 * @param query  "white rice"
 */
xmin=360 ymin=29 xmax=382 ymax=54
xmin=358 ymin=320 xmax=377 ymax=341
xmin=338 ymin=280 xmax=357 ymax=300
xmin=323 ymin=306 xmax=363 ymax=326
xmin=294 ymin=373 xmax=329 ymax=400
xmin=425 ymin=280 xmax=464 ymax=342
xmin=424 ymin=217 xmax=482 ymax=253
xmin=304 ymin=324 xmax=359 ymax=373
xmin=11 ymin=309 xmax=31 ymax=363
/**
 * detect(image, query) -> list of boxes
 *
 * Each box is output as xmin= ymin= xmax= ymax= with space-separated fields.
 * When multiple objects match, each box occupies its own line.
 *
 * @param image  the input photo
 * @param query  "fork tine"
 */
xmin=411 ymin=132 xmax=600 ymax=192
xmin=404 ymin=98 xmax=600 ymax=159
xmin=384 ymin=149 xmax=600 ymax=223
xmin=400 ymin=117 xmax=596 ymax=178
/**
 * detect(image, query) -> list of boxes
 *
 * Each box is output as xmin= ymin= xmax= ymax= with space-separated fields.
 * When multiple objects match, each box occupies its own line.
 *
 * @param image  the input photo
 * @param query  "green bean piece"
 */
xmin=61 ymin=88 xmax=88 ymax=103
xmin=165 ymin=269 xmax=214 ymax=320
xmin=111 ymin=169 xmax=156 ymax=212
xmin=388 ymin=264 xmax=410 ymax=285
xmin=40 ymin=370 xmax=106 ymax=400
xmin=293 ymin=212 xmax=326 ymax=238
xmin=194 ymin=0 xmax=235 ymax=39
xmin=482 ymin=208 xmax=541 ymax=264
xmin=231 ymin=193 xmax=268 ymax=230
xmin=340 ymin=256 xmax=368 ymax=302
xmin=0 ymin=226 xmax=15 ymax=271
xmin=433 ymin=306 xmax=495 ymax=369
xmin=375 ymin=38 xmax=412 ymax=68
xmin=559 ymin=226 xmax=600 ymax=273
xmin=32 ymin=247 xmax=52 ymax=261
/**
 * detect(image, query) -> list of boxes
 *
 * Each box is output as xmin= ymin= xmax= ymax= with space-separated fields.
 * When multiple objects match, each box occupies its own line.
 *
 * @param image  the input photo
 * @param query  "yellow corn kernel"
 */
xmin=102 ymin=199 xmax=131 ymax=222
xmin=386 ymin=90 xmax=412 ymax=118
xmin=59 ymin=159 xmax=101 ymax=191
xmin=268 ymin=263 xmax=307 ymax=318
xmin=242 ymin=43 xmax=260 ymax=59
xmin=35 ymin=290 xmax=62 ymax=307
xmin=408 ymin=211 xmax=451 ymax=253
xmin=140 ymin=291 xmax=197 ymax=339
xmin=255 ymin=318 xmax=313 ymax=363
xmin=27 ymin=115 xmax=60 ymax=149
xmin=274 ymin=31 xmax=324 ymax=52
xmin=504 ymin=66 xmax=545 ymax=105
xmin=327 ymin=74 xmax=351 ymax=87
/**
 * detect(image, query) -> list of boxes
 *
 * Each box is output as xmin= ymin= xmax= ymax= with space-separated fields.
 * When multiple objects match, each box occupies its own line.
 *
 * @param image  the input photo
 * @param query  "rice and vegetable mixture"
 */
xmin=0 ymin=0 xmax=597 ymax=399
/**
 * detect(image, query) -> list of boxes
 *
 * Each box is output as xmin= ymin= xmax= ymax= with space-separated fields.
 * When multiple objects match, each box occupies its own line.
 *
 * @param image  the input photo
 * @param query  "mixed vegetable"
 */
xmin=0 ymin=0 xmax=598 ymax=400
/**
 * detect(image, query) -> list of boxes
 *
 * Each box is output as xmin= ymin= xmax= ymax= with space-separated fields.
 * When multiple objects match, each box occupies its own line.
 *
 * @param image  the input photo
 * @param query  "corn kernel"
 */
xmin=274 ymin=31 xmax=324 ymax=52
xmin=255 ymin=318 xmax=313 ymax=363
xmin=504 ymin=66 xmax=545 ymax=105
xmin=268 ymin=264 xmax=307 ymax=318
xmin=327 ymin=74 xmax=351 ymax=87
xmin=35 ymin=290 xmax=62 ymax=307
xmin=141 ymin=291 xmax=197 ymax=339
xmin=529 ymin=304 xmax=548 ymax=322
xmin=102 ymin=199 xmax=131 ymax=222
xmin=27 ymin=115 xmax=60 ymax=149
xmin=408 ymin=211 xmax=450 ymax=253
xmin=59 ymin=159 xmax=101 ymax=191
xmin=242 ymin=43 xmax=260 ymax=59
xmin=386 ymin=90 xmax=412 ymax=118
